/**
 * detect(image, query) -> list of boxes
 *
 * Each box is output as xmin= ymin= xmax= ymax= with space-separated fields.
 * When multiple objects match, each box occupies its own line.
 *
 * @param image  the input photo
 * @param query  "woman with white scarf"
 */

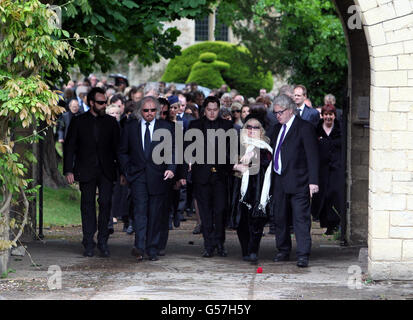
xmin=233 ymin=115 xmax=273 ymax=264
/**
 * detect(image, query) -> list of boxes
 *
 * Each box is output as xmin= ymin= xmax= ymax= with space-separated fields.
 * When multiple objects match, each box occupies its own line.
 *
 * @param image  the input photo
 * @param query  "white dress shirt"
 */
xmin=274 ymin=115 xmax=295 ymax=175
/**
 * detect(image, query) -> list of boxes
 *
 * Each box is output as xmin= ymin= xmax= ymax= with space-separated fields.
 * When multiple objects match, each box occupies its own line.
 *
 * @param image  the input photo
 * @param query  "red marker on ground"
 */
xmin=257 ymin=267 xmax=263 ymax=273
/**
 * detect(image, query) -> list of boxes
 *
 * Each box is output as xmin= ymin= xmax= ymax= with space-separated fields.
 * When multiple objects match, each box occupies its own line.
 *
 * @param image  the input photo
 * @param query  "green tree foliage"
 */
xmin=0 ymin=0 xmax=73 ymax=252
xmin=162 ymin=41 xmax=273 ymax=97
xmin=218 ymin=0 xmax=348 ymax=107
xmin=53 ymin=0 xmax=218 ymax=76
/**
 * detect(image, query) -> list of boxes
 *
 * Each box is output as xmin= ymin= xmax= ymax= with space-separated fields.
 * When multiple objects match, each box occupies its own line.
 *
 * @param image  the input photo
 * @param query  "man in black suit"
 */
xmin=64 ymin=87 xmax=120 ymax=258
xmin=181 ymin=96 xmax=237 ymax=258
xmin=271 ymin=94 xmax=319 ymax=268
xmin=294 ymin=85 xmax=320 ymax=127
xmin=118 ymin=96 xmax=176 ymax=262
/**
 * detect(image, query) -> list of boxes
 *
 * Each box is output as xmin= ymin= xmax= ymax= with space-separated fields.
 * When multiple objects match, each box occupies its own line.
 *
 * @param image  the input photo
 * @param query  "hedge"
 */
xmin=161 ymin=41 xmax=273 ymax=98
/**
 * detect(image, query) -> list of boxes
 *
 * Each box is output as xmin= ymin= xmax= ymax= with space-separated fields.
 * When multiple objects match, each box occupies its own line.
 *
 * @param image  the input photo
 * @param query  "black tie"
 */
xmin=144 ymin=121 xmax=151 ymax=160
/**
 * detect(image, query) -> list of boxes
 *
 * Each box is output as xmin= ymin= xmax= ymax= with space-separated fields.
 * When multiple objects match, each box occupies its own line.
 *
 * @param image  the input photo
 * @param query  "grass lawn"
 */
xmin=38 ymin=185 xmax=82 ymax=227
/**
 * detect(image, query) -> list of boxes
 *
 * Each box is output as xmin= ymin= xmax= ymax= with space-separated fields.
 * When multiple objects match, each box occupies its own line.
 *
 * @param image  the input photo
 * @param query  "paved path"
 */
xmin=1 ymin=218 xmax=413 ymax=300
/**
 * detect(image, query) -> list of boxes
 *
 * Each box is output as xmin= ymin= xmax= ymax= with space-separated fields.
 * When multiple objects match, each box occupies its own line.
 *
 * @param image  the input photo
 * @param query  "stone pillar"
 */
xmin=356 ymin=0 xmax=413 ymax=280
xmin=208 ymin=11 xmax=215 ymax=41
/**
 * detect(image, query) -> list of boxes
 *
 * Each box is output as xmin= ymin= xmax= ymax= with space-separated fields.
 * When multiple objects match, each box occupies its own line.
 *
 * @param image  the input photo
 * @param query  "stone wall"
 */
xmin=355 ymin=0 xmax=413 ymax=280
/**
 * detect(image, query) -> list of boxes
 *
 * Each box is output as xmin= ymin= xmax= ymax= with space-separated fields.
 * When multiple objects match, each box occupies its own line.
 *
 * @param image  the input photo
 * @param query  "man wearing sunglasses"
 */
xmin=118 ymin=96 xmax=176 ymax=262
xmin=271 ymin=94 xmax=319 ymax=268
xmin=64 ymin=87 xmax=120 ymax=258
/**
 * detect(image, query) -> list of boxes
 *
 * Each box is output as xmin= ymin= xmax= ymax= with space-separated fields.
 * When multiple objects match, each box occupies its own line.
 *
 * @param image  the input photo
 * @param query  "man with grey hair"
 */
xmin=118 ymin=96 xmax=176 ymax=262
xmin=144 ymin=83 xmax=160 ymax=98
xmin=278 ymin=84 xmax=294 ymax=99
xmin=220 ymin=92 xmax=232 ymax=109
xmin=271 ymin=94 xmax=319 ymax=268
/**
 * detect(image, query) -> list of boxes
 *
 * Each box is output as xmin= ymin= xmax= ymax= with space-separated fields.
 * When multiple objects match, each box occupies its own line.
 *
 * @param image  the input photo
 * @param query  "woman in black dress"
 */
xmin=311 ymin=104 xmax=343 ymax=235
xmin=232 ymin=114 xmax=273 ymax=264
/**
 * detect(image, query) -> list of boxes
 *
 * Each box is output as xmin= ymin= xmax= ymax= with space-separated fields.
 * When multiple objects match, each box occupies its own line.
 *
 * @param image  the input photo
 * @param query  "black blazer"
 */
xmin=183 ymin=116 xmax=236 ymax=184
xmin=118 ymin=118 xmax=176 ymax=195
xmin=63 ymin=111 xmax=120 ymax=183
xmin=271 ymin=116 xmax=319 ymax=194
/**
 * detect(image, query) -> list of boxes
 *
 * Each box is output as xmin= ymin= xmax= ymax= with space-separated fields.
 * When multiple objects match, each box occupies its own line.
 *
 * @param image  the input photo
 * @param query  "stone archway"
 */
xmin=334 ymin=0 xmax=413 ymax=280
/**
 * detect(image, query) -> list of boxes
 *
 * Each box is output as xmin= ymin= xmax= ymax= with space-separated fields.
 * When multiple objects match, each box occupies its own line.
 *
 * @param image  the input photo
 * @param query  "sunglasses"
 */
xmin=232 ymin=110 xmax=241 ymax=113
xmin=142 ymin=108 xmax=157 ymax=113
xmin=162 ymin=111 xmax=168 ymax=115
xmin=246 ymin=125 xmax=261 ymax=130
xmin=273 ymin=109 xmax=288 ymax=116
xmin=94 ymin=100 xmax=107 ymax=105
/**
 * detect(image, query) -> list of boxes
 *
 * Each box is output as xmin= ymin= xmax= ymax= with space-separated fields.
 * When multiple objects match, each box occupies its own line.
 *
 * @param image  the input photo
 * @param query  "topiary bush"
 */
xmin=162 ymin=41 xmax=273 ymax=97
xmin=186 ymin=52 xmax=230 ymax=89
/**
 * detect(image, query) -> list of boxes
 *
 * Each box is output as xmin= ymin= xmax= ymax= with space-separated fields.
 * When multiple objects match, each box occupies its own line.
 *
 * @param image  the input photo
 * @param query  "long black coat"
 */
xmin=311 ymin=119 xmax=343 ymax=228
xmin=63 ymin=111 xmax=120 ymax=183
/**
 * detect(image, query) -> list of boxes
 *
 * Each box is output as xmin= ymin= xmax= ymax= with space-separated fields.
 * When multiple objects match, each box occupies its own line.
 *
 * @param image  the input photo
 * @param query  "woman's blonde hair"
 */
xmin=241 ymin=118 xmax=270 ymax=144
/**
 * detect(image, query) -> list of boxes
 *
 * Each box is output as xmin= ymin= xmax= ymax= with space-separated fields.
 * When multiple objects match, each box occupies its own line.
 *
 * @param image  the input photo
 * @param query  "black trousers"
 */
xmin=111 ymin=179 xmax=129 ymax=220
xmin=79 ymin=171 xmax=113 ymax=249
xmin=236 ymin=204 xmax=268 ymax=257
xmin=159 ymin=188 xmax=175 ymax=252
xmin=129 ymin=174 xmax=168 ymax=256
xmin=272 ymin=175 xmax=312 ymax=258
xmin=194 ymin=173 xmax=227 ymax=251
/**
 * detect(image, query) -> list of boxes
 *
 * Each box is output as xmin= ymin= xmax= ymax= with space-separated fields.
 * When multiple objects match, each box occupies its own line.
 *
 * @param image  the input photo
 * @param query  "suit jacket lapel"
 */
xmin=137 ymin=120 xmax=145 ymax=158
xmin=282 ymin=116 xmax=298 ymax=145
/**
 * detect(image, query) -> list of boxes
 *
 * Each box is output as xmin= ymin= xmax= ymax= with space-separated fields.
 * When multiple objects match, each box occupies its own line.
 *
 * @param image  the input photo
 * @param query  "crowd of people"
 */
xmin=60 ymin=73 xmax=344 ymax=268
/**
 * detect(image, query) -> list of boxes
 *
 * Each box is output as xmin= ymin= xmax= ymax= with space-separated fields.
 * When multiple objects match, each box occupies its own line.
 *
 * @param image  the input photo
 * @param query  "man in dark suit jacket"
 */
xmin=118 ymin=96 xmax=176 ymax=262
xmin=57 ymin=99 xmax=83 ymax=143
xmin=271 ymin=94 xmax=319 ymax=268
xmin=294 ymin=85 xmax=320 ymax=127
xmin=180 ymin=96 xmax=237 ymax=258
xmin=64 ymin=87 xmax=120 ymax=258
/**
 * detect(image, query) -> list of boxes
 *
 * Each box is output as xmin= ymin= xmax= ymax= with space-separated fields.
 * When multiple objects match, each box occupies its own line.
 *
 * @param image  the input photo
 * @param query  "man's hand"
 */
xmin=66 ymin=173 xmax=74 ymax=185
xmin=179 ymin=179 xmax=187 ymax=186
xmin=120 ymin=174 xmax=127 ymax=186
xmin=164 ymin=170 xmax=174 ymax=180
xmin=309 ymin=184 xmax=319 ymax=198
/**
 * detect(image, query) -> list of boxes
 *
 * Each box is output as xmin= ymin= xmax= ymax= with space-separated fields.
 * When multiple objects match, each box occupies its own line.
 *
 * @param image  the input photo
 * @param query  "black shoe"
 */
xmin=192 ymin=224 xmax=201 ymax=234
xmin=158 ymin=250 xmax=166 ymax=256
xmin=297 ymin=257 xmax=309 ymax=268
xmin=179 ymin=212 xmax=187 ymax=222
xmin=173 ymin=213 xmax=180 ymax=228
xmin=216 ymin=244 xmax=227 ymax=257
xmin=108 ymin=227 xmax=114 ymax=235
xmin=83 ymin=248 xmax=94 ymax=257
xmin=122 ymin=224 xmax=128 ymax=232
xmin=273 ymin=252 xmax=290 ymax=262
xmin=249 ymin=253 xmax=258 ymax=265
xmin=131 ymin=247 xmax=144 ymax=262
xmin=324 ymin=227 xmax=338 ymax=235
xmin=99 ymin=248 xmax=110 ymax=258
xmin=242 ymin=255 xmax=250 ymax=262
xmin=202 ymin=250 xmax=214 ymax=258
xmin=185 ymin=208 xmax=193 ymax=217
xmin=148 ymin=255 xmax=158 ymax=261
xmin=97 ymin=244 xmax=110 ymax=258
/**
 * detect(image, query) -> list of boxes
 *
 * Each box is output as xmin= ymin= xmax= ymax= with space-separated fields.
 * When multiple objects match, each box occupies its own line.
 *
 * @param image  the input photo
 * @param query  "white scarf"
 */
xmin=239 ymin=136 xmax=273 ymax=210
